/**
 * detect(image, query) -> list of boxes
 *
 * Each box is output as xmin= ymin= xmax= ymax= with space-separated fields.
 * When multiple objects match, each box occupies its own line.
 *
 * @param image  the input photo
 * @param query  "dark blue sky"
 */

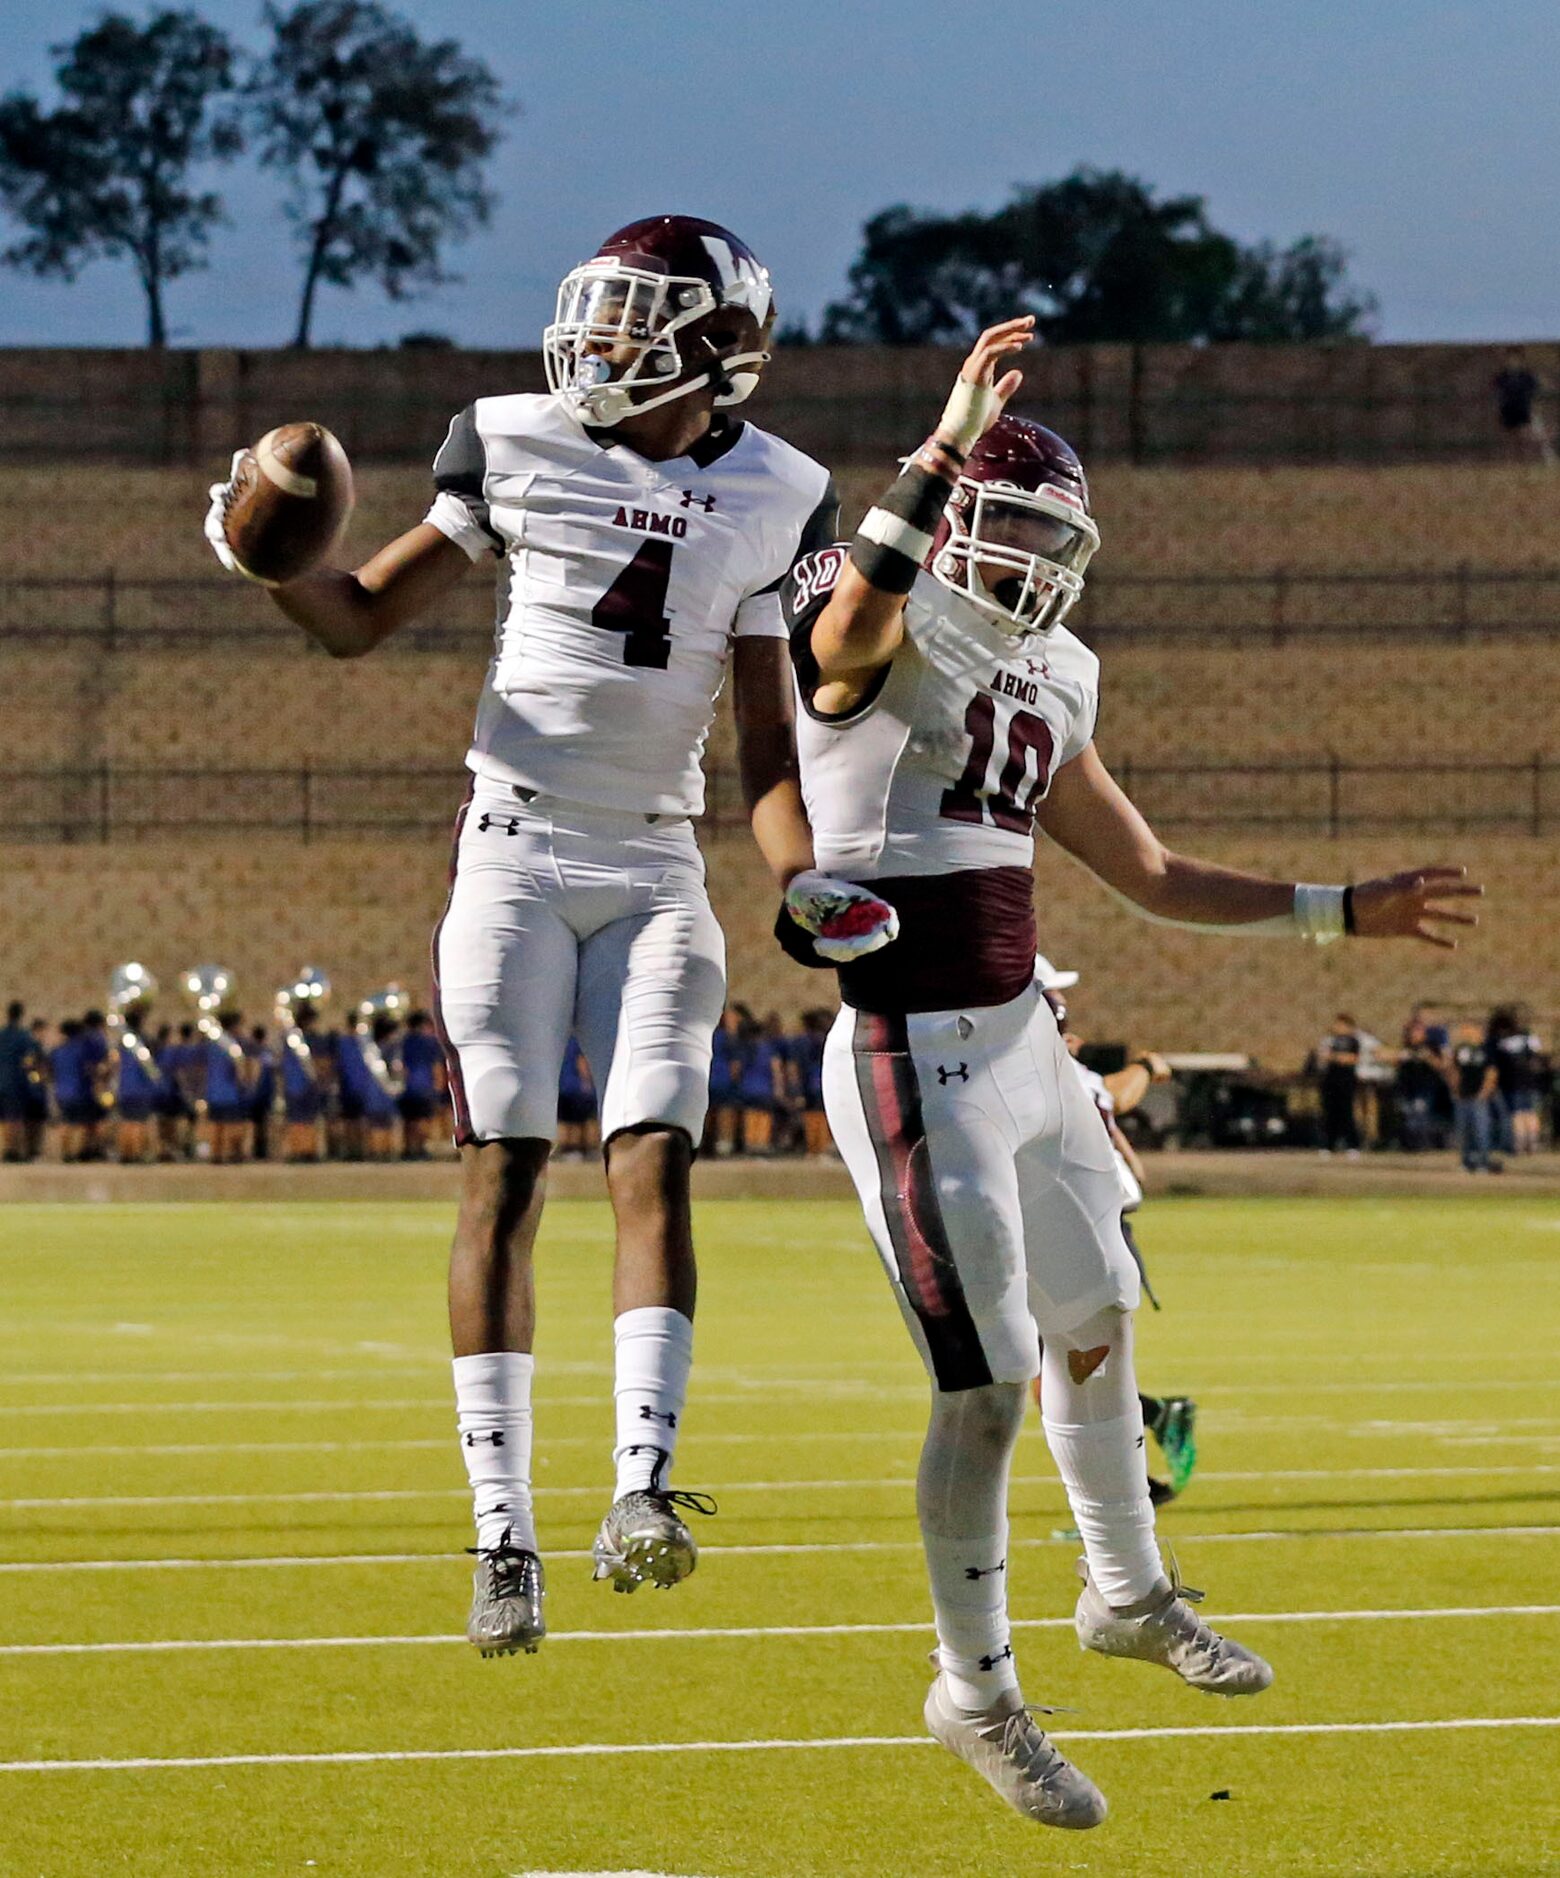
xmin=1 ymin=0 xmax=1556 ymax=347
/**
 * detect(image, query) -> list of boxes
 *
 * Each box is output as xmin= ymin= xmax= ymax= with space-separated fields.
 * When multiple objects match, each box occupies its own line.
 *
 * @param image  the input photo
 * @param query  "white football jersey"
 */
xmin=1072 ymin=1059 xmax=1143 ymax=1211
xmin=427 ymin=393 xmax=833 ymax=817
xmin=785 ymin=553 xmax=1100 ymax=878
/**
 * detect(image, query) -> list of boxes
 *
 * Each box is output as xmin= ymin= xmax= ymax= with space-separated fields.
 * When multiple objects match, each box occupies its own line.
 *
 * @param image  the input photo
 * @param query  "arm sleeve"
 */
xmin=423 ymin=405 xmax=504 ymax=562
xmin=734 ymin=476 xmax=840 ymax=641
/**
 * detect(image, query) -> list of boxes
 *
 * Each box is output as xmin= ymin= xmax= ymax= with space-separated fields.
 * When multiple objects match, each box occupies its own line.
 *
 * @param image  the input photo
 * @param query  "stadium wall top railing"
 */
xmin=0 ymin=340 xmax=1556 ymax=467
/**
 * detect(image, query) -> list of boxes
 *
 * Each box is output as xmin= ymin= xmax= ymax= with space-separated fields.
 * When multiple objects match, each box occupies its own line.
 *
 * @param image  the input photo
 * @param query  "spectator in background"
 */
xmin=154 ymin=1024 xmax=191 ymax=1162
xmin=171 ymin=1023 xmax=205 ymax=1158
xmin=203 ymin=1011 xmax=253 ymax=1164
xmin=1405 ymin=1002 xmax=1450 ymax=1059
xmin=1493 ymin=349 xmax=1554 ymax=465
xmin=1315 ymin=1012 xmax=1363 ymax=1156
xmin=1451 ymin=1018 xmax=1500 ymax=1174
xmin=1488 ymin=1005 xmax=1547 ymax=1156
xmin=1394 ymin=1017 xmax=1448 ymax=1152
xmin=398 ymin=1010 xmax=444 ymax=1160
xmin=22 ymin=1018 xmax=50 ymax=1161
xmin=0 ymin=1000 xmax=38 ymax=1163
xmin=555 ymin=1034 xmax=596 ymax=1160
xmin=113 ymin=1008 xmax=162 ymax=1164
xmin=364 ymin=1016 xmax=404 ymax=1160
xmin=281 ymin=1006 xmax=327 ymax=1163
xmin=49 ymin=1020 xmax=95 ymax=1163
xmin=794 ymin=1008 xmax=834 ymax=1156
xmin=77 ymin=1009 xmax=112 ymax=1161
xmin=706 ymin=1003 xmax=747 ymax=1157
xmin=247 ymin=1026 xmax=276 ymax=1163
xmin=739 ymin=1011 xmax=790 ymax=1155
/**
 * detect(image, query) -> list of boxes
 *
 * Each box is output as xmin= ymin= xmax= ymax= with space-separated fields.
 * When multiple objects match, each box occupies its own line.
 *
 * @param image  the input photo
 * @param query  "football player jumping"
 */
xmin=779 ymin=315 xmax=1481 ymax=1829
xmin=205 ymin=217 xmax=890 ymax=1656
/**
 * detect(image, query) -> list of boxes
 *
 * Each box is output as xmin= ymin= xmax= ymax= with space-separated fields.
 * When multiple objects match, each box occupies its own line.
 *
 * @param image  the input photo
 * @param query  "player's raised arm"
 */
xmin=808 ymin=315 xmax=1034 ymax=708
xmin=265 ymin=524 xmax=470 ymax=660
xmin=203 ymin=409 xmax=483 ymax=658
xmin=1036 ymin=742 xmax=1484 ymax=948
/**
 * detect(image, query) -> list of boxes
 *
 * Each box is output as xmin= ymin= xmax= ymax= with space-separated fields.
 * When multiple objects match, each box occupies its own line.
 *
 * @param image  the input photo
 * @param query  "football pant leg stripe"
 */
xmin=852 ymin=1010 xmax=994 ymax=1394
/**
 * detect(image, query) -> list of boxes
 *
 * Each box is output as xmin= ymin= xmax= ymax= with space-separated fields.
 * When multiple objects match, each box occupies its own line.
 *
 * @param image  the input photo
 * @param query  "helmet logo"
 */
xmin=700 ymin=233 xmax=772 ymax=319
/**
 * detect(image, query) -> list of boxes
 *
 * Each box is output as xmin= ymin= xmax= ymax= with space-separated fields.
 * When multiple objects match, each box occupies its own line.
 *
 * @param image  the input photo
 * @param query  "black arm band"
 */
xmin=848 ymin=536 xmax=923 ymax=595
xmin=847 ymin=454 xmax=960 ymax=596
xmin=1342 ymin=885 xmax=1358 ymax=935
xmin=877 ymin=460 xmax=959 ymax=535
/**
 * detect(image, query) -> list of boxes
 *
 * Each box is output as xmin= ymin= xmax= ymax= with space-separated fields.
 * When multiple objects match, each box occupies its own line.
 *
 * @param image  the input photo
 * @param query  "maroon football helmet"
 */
xmin=543 ymin=215 xmax=775 ymax=425
xmin=930 ymin=417 xmax=1099 ymax=636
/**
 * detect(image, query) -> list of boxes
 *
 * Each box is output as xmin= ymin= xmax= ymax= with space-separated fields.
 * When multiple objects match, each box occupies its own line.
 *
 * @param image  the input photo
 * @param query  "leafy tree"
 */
xmin=248 ymin=0 xmax=505 ymax=348
xmin=819 ymin=170 xmax=1375 ymax=346
xmin=0 ymin=10 xmax=242 ymax=347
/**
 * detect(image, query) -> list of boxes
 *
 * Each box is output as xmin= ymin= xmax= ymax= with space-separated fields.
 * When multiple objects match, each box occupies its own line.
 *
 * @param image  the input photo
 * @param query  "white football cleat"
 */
xmin=1074 ymin=1559 xmax=1273 ymax=1695
xmin=923 ymin=1668 xmax=1107 ymax=1830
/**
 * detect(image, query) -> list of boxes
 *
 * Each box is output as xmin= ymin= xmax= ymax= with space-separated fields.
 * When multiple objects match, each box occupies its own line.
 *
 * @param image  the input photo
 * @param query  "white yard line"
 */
xmin=4 ymin=1463 xmax=1558 ymax=1512
xmin=0 ymin=1525 xmax=1554 ymax=1574
xmin=1 ymin=1716 xmax=1555 ymax=1774
xmin=3 ymin=1604 xmax=1556 ymax=1659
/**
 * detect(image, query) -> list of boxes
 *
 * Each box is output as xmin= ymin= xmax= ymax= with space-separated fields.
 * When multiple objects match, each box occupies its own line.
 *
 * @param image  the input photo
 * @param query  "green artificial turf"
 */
xmin=0 ymin=1194 xmax=1556 ymax=1876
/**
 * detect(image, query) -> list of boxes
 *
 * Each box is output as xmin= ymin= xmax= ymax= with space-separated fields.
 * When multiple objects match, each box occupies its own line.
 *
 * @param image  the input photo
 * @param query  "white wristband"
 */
xmin=938 ymin=379 xmax=1001 ymax=454
xmin=1294 ymin=883 xmax=1348 ymax=943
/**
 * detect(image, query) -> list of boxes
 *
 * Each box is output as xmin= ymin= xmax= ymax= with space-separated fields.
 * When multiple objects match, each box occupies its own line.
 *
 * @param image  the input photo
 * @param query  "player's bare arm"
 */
xmin=1102 ymin=1051 xmax=1171 ymax=1115
xmin=732 ymin=635 xmax=814 ymax=888
xmin=270 ymin=524 xmax=471 ymax=659
xmin=1037 ymin=742 xmax=1484 ymax=949
xmin=809 ymin=315 xmax=1034 ymax=712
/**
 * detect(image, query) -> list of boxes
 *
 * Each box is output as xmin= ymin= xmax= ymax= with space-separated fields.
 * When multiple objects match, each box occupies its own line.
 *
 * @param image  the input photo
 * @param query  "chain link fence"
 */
xmin=3 ymin=565 xmax=1559 ymax=648
xmin=4 ymin=757 xmax=1556 ymax=842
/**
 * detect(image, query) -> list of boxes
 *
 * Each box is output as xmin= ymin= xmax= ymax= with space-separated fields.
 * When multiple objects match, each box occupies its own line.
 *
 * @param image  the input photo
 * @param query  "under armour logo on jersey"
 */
xmin=979 ymin=1644 xmax=1015 ymax=1672
xmin=680 ymin=488 xmax=717 ymax=511
xmin=964 ymin=1559 xmax=1006 ymax=1581
xmin=464 ymin=1430 xmax=506 ymax=1447
xmin=638 ymin=1406 xmax=678 ymax=1428
xmin=476 ymin=812 xmax=522 ymax=836
xmin=1024 ymin=658 xmax=1050 ymax=678
xmin=937 ymin=1062 xmax=970 ymax=1084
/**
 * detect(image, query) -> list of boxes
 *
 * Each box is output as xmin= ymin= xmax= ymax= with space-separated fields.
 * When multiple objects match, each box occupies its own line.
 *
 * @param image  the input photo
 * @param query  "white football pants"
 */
xmin=433 ymin=784 xmax=726 ymax=1144
xmin=824 ymin=980 xmax=1140 ymax=1390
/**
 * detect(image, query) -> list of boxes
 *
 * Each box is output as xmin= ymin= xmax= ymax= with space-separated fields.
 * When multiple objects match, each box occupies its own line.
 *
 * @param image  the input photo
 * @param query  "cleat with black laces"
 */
xmin=923 ymin=1664 xmax=1106 ymax=1830
xmin=465 ymin=1526 xmax=545 ymax=1657
xmin=1074 ymin=1557 xmax=1272 ymax=1695
xmin=591 ymin=1474 xmax=717 ymax=1593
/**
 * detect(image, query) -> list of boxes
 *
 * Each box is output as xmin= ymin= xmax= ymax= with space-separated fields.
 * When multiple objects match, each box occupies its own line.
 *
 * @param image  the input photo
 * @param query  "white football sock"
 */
xmin=452 ymin=1351 xmax=536 ymax=1555
xmin=1040 ymin=1307 xmax=1162 ymax=1606
xmin=612 ymin=1306 xmax=693 ymax=1498
xmin=918 ymin=1381 xmax=1026 ymax=1710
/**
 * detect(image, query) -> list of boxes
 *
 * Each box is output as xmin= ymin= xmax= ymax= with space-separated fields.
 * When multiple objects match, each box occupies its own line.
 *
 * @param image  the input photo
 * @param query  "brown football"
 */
xmin=222 ymin=422 xmax=354 ymax=585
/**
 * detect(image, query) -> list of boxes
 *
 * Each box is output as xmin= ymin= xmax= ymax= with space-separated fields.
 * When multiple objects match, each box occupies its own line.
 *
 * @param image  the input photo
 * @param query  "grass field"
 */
xmin=0 ymin=1193 xmax=1557 ymax=1877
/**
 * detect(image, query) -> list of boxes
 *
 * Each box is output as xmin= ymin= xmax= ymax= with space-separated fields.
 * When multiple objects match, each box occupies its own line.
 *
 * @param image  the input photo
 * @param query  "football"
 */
xmin=221 ymin=422 xmax=354 ymax=585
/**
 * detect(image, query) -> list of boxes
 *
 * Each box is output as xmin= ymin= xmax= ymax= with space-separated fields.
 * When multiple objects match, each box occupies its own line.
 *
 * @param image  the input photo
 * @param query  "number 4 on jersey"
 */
xmin=940 ymin=693 xmax=1055 ymax=832
xmin=591 ymin=540 xmax=674 ymax=669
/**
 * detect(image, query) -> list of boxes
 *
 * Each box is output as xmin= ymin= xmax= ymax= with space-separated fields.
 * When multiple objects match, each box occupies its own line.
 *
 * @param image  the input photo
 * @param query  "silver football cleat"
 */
xmin=465 ymin=1530 xmax=545 ymax=1657
xmin=1074 ymin=1558 xmax=1273 ymax=1695
xmin=923 ymin=1668 xmax=1107 ymax=1830
xmin=591 ymin=1484 xmax=716 ymax=1593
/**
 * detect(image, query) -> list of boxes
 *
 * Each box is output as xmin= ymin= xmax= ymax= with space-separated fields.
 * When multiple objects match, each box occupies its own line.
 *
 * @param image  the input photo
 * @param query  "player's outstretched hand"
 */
xmin=1141 ymin=1051 xmax=1173 ymax=1082
xmin=203 ymin=449 xmax=264 ymax=581
xmin=935 ymin=315 xmax=1036 ymax=455
xmin=784 ymin=871 xmax=901 ymax=964
xmin=960 ymin=314 xmax=1035 ymax=409
xmin=1351 ymin=867 xmax=1483 ymax=949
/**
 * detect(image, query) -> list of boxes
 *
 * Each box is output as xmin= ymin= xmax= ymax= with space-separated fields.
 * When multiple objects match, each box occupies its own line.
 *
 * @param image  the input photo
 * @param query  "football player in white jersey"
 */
xmin=779 ymin=316 xmax=1482 ymax=1830
xmin=205 ymin=216 xmax=892 ymax=1657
